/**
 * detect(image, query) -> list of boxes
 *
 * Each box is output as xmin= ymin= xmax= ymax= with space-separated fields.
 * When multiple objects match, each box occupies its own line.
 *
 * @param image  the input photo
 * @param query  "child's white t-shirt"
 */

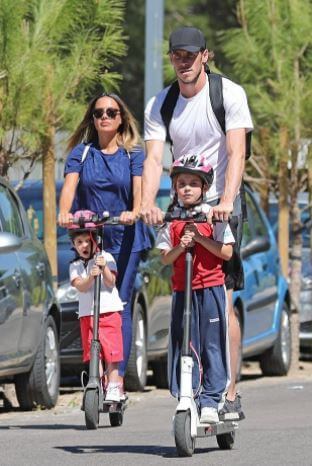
xmin=69 ymin=251 xmax=123 ymax=318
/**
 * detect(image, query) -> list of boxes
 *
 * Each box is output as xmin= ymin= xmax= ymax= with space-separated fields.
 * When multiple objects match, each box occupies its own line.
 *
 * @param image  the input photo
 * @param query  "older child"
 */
xmin=156 ymin=154 xmax=235 ymax=424
xmin=68 ymin=211 xmax=124 ymax=402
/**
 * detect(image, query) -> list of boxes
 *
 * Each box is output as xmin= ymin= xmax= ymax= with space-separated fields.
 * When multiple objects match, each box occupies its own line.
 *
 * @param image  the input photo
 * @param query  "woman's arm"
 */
xmin=58 ymin=173 xmax=79 ymax=226
xmin=119 ymin=175 xmax=141 ymax=224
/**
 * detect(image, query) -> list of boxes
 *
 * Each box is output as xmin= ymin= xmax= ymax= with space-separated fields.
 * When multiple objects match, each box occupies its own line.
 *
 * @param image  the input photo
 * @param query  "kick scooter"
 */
xmin=72 ymin=211 xmax=127 ymax=429
xmin=164 ymin=209 xmax=238 ymax=457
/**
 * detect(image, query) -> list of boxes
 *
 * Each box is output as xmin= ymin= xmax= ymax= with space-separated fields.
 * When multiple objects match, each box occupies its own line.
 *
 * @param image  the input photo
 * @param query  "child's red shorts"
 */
xmin=79 ymin=312 xmax=123 ymax=364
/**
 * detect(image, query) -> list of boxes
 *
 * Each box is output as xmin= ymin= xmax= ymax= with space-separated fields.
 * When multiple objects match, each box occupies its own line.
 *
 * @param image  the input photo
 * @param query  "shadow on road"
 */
xmin=55 ymin=444 xmax=220 ymax=457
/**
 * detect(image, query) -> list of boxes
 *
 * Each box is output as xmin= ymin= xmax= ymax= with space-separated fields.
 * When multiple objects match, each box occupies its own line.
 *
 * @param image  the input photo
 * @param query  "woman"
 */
xmin=58 ymin=92 xmax=151 ymax=397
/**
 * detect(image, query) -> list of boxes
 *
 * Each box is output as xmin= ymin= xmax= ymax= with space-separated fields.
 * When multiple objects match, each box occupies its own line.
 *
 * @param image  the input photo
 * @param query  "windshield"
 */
xmin=17 ymin=188 xmax=68 ymax=243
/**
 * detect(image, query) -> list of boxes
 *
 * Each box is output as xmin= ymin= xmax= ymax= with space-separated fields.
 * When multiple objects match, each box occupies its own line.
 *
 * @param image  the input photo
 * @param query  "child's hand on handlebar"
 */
xmin=95 ymin=256 xmax=107 ymax=269
xmin=184 ymin=223 xmax=202 ymax=242
xmin=180 ymin=230 xmax=195 ymax=249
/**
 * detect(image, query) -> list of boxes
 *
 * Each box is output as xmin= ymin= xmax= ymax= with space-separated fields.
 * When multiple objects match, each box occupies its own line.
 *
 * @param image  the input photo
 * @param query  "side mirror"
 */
xmin=0 ymin=232 xmax=23 ymax=254
xmin=241 ymin=236 xmax=270 ymax=259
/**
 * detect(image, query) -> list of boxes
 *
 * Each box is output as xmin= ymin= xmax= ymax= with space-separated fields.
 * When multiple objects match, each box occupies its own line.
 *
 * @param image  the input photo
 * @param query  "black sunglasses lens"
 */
xmin=93 ymin=109 xmax=104 ymax=119
xmin=106 ymin=108 xmax=118 ymax=119
xmin=93 ymin=108 xmax=119 ymax=119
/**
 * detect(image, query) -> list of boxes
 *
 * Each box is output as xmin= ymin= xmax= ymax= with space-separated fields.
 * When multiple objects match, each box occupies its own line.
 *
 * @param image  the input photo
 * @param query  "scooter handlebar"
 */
xmin=71 ymin=211 xmax=121 ymax=227
xmin=163 ymin=211 xmax=223 ymax=223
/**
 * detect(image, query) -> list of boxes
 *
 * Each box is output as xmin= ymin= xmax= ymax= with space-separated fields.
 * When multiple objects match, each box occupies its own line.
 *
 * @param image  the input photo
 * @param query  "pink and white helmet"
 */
xmin=170 ymin=154 xmax=214 ymax=188
xmin=67 ymin=210 xmax=97 ymax=238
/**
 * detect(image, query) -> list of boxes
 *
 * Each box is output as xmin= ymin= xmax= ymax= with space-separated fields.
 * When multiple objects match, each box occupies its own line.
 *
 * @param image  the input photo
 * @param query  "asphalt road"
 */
xmin=1 ymin=363 xmax=312 ymax=466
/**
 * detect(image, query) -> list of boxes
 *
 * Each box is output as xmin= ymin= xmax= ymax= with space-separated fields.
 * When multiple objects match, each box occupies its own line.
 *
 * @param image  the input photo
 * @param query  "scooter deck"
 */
xmin=196 ymin=420 xmax=238 ymax=438
xmin=101 ymin=399 xmax=128 ymax=414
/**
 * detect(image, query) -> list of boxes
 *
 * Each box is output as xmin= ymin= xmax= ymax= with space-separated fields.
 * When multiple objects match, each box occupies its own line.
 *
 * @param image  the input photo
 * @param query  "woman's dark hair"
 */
xmin=67 ymin=92 xmax=141 ymax=152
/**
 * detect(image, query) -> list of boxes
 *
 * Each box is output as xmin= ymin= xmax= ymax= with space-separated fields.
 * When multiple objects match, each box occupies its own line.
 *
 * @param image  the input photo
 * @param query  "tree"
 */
xmin=219 ymin=0 xmax=312 ymax=371
xmin=0 ymin=0 xmax=127 ymax=283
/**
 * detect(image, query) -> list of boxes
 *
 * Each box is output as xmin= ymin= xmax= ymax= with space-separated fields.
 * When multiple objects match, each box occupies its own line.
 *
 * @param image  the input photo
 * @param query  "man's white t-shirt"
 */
xmin=144 ymin=75 xmax=253 ymax=202
xmin=69 ymin=251 xmax=124 ymax=318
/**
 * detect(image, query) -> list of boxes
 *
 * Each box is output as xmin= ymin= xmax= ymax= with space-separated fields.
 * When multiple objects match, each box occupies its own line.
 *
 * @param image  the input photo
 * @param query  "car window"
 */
xmin=0 ymin=185 xmax=24 ymax=237
xmin=156 ymin=189 xmax=171 ymax=212
xmin=241 ymin=191 xmax=267 ymax=248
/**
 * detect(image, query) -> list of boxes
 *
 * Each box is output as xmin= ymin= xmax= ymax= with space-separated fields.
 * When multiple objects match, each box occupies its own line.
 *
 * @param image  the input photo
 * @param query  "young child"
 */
xmin=156 ymin=154 xmax=235 ymax=424
xmin=68 ymin=210 xmax=124 ymax=402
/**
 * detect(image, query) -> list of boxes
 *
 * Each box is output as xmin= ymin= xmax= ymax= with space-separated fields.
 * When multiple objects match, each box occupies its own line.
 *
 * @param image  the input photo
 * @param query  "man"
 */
xmin=141 ymin=26 xmax=253 ymax=420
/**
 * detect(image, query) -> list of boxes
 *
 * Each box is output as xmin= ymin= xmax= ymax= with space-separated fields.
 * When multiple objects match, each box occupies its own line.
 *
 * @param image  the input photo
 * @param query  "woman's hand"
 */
xmin=58 ymin=211 xmax=73 ymax=227
xmin=119 ymin=210 xmax=139 ymax=225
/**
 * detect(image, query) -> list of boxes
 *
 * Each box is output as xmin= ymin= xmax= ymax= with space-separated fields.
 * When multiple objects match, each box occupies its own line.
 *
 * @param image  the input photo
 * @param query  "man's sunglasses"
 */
xmin=93 ymin=107 xmax=120 ymax=119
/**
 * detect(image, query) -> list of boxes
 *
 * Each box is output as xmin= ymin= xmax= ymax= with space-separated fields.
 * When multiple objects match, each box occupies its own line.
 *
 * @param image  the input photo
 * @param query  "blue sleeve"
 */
xmin=130 ymin=147 xmax=145 ymax=176
xmin=64 ymin=144 xmax=85 ymax=177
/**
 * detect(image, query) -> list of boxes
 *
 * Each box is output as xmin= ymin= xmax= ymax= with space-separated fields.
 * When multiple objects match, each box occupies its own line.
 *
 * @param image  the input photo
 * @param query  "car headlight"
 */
xmin=56 ymin=282 xmax=79 ymax=303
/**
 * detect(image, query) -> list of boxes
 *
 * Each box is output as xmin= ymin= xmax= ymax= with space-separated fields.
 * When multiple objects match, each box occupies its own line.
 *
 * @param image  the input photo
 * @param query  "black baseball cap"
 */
xmin=169 ymin=26 xmax=206 ymax=53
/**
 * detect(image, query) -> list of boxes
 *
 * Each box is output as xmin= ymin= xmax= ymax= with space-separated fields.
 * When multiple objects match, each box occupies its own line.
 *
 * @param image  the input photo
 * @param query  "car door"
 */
xmin=242 ymin=191 xmax=279 ymax=346
xmin=0 ymin=183 xmax=24 ymax=371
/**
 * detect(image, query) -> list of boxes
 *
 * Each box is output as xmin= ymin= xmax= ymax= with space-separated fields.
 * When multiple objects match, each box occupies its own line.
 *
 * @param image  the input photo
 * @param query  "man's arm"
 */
xmin=208 ymin=128 xmax=245 ymax=223
xmin=141 ymin=140 xmax=165 ymax=224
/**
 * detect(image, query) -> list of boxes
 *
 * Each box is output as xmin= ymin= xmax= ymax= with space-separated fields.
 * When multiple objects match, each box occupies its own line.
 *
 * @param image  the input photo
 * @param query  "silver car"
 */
xmin=0 ymin=177 xmax=61 ymax=410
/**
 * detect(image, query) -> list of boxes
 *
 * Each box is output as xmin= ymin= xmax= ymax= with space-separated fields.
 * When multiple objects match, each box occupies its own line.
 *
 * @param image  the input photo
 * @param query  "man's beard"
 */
xmin=177 ymin=67 xmax=202 ymax=85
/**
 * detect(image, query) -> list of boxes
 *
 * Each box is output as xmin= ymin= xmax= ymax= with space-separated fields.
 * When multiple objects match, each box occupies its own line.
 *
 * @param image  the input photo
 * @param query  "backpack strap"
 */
xmin=160 ymin=81 xmax=180 ymax=147
xmin=207 ymin=72 xmax=225 ymax=134
xmin=81 ymin=144 xmax=91 ymax=163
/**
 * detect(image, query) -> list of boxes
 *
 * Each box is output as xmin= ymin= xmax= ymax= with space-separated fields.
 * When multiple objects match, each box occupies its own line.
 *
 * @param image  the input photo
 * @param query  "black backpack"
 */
xmin=160 ymin=67 xmax=252 ymax=159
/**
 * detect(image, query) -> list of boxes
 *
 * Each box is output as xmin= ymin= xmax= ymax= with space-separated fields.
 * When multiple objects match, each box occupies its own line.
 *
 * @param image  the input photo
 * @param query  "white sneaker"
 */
xmin=105 ymin=382 xmax=121 ymax=402
xmin=200 ymin=407 xmax=219 ymax=424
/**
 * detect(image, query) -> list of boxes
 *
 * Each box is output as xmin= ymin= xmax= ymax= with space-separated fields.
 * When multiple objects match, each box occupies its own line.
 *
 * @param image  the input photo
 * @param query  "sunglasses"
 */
xmin=93 ymin=107 xmax=120 ymax=119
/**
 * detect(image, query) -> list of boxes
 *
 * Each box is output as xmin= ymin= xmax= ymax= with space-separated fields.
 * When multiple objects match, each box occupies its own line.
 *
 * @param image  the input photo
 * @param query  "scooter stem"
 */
xmin=182 ymin=247 xmax=193 ymax=357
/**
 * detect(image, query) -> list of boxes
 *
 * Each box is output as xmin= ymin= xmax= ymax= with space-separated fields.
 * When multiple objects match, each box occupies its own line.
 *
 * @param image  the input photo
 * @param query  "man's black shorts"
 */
xmin=223 ymin=214 xmax=244 ymax=291
xmin=209 ymin=194 xmax=244 ymax=291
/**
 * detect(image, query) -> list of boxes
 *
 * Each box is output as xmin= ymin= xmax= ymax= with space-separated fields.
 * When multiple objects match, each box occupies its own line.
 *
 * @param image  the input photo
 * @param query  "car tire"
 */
xmin=260 ymin=303 xmax=291 ymax=376
xmin=15 ymin=315 xmax=60 ymax=410
xmin=125 ymin=302 xmax=147 ymax=391
xmin=151 ymin=359 xmax=168 ymax=389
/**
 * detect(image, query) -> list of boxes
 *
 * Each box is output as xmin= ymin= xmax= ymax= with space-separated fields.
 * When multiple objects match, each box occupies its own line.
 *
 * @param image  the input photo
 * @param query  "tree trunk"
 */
xmin=42 ymin=124 xmax=57 ymax=291
xmin=278 ymin=127 xmax=289 ymax=279
xmin=258 ymin=127 xmax=270 ymax=214
xmin=0 ymin=151 xmax=10 ymax=179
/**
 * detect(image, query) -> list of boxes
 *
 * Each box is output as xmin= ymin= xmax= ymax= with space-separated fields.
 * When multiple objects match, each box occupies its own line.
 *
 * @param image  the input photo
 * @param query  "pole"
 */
xmin=144 ymin=0 xmax=164 ymax=107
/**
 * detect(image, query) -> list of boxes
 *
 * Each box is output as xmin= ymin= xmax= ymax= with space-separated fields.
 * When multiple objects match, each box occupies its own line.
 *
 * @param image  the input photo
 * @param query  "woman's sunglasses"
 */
xmin=93 ymin=107 xmax=120 ymax=120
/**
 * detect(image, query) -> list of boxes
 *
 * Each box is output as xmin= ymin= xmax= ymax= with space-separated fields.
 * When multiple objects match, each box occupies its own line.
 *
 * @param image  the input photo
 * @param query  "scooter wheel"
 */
xmin=174 ymin=410 xmax=195 ymax=457
xmin=84 ymin=389 xmax=99 ymax=430
xmin=216 ymin=431 xmax=235 ymax=450
xmin=109 ymin=411 xmax=123 ymax=427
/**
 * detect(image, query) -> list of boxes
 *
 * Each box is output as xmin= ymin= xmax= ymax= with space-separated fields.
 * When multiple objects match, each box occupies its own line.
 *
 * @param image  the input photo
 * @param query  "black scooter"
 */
xmin=72 ymin=212 xmax=127 ymax=429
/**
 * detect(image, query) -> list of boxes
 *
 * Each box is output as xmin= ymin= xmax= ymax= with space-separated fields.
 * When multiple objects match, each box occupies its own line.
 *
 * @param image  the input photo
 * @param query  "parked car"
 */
xmin=0 ymin=177 xmax=61 ymax=410
xmin=16 ymin=179 xmax=172 ymax=391
xmin=267 ymin=192 xmax=312 ymax=359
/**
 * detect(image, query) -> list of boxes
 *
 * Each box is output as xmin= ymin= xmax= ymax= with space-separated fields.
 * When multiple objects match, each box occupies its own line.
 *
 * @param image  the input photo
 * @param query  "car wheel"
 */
xmin=151 ymin=359 xmax=168 ymax=389
xmin=125 ymin=302 xmax=147 ymax=391
xmin=260 ymin=303 xmax=291 ymax=376
xmin=15 ymin=315 xmax=60 ymax=410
